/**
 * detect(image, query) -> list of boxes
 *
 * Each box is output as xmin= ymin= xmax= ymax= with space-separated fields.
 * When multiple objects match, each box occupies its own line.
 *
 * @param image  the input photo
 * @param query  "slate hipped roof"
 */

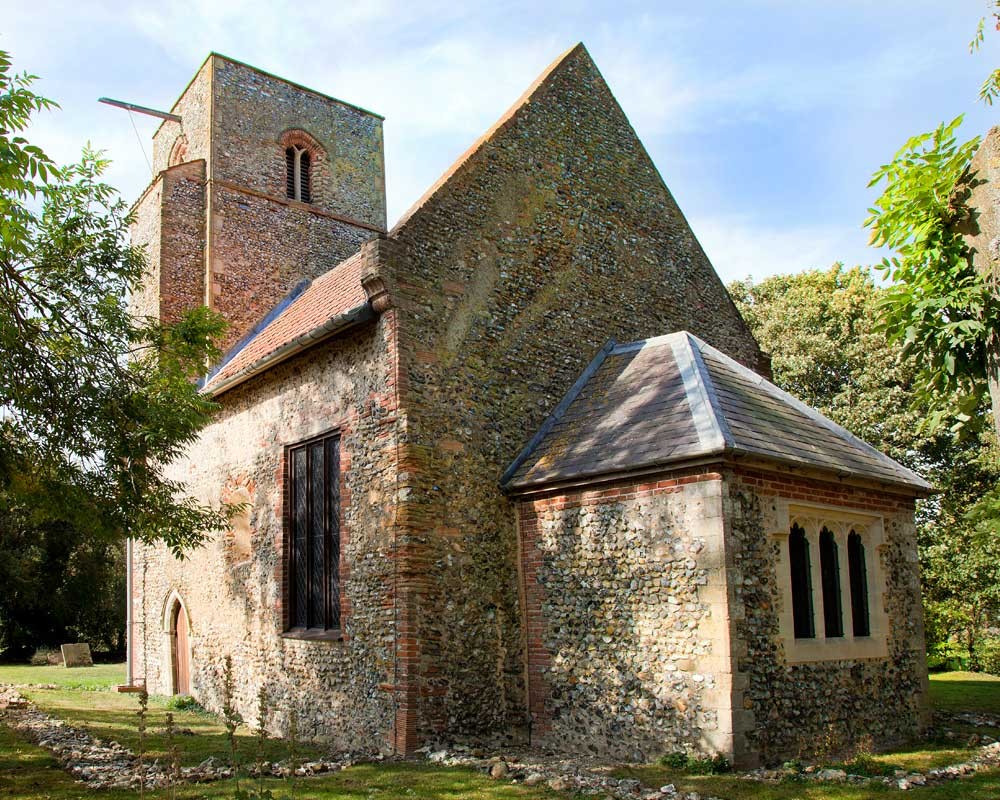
xmin=503 ymin=332 xmax=933 ymax=494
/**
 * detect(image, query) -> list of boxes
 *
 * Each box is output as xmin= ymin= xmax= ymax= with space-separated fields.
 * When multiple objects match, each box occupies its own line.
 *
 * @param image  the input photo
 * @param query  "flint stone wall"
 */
xmin=152 ymin=60 xmax=212 ymax=174
xmin=211 ymin=57 xmax=386 ymax=229
xmin=517 ymin=471 xmax=735 ymax=762
xmin=383 ymin=44 xmax=765 ymax=748
xmin=132 ymin=317 xmax=400 ymax=751
xmin=726 ymin=469 xmax=929 ymax=764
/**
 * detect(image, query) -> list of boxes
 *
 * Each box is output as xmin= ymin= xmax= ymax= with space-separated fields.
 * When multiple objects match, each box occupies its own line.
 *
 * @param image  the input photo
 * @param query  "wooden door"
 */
xmin=172 ymin=603 xmax=190 ymax=695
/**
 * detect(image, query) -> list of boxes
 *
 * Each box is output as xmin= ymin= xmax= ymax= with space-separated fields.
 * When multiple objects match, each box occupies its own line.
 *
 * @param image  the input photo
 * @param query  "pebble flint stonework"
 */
xmin=127 ymin=44 xmax=932 ymax=768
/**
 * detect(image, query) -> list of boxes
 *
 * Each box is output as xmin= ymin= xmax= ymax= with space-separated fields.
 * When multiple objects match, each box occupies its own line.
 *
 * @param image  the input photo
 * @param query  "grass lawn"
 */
xmin=0 ymin=725 xmax=560 ymax=800
xmin=927 ymin=671 xmax=1000 ymax=715
xmin=3 ymin=665 xmax=1000 ymax=798
xmin=0 ymin=662 xmax=124 ymax=691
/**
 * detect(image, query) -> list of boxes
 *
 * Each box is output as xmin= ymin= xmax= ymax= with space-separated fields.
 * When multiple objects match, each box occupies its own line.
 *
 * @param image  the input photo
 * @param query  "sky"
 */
xmin=3 ymin=0 xmax=998 ymax=284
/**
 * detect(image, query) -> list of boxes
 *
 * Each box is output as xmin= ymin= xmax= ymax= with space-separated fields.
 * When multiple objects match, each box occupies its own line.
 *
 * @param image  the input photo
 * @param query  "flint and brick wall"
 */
xmin=152 ymin=60 xmax=212 ymax=174
xmin=725 ymin=467 xmax=929 ymax=765
xmin=382 ymin=44 xmax=765 ymax=746
xmin=159 ymin=161 xmax=206 ymax=323
xmin=517 ymin=470 xmax=736 ymax=762
xmin=131 ymin=315 xmax=402 ymax=751
xmin=135 ymin=54 xmax=387 ymax=352
xmin=514 ymin=465 xmax=928 ymax=767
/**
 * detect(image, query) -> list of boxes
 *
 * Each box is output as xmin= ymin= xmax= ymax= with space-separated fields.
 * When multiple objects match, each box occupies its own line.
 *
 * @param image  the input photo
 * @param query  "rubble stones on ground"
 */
xmin=0 ymin=686 xmax=353 ymax=789
xmin=426 ymin=738 xmax=1000 ymax=799
xmin=944 ymin=710 xmax=1000 ymax=729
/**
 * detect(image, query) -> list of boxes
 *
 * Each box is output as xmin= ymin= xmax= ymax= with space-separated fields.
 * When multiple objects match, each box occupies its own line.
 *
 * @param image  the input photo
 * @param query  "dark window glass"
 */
xmin=291 ymin=448 xmax=308 ymax=628
xmin=848 ymin=531 xmax=871 ymax=637
xmin=789 ymin=524 xmax=815 ymax=639
xmin=300 ymin=151 xmax=311 ymax=203
xmin=285 ymin=147 xmax=297 ymax=199
xmin=285 ymin=145 xmax=312 ymax=203
xmin=819 ymin=528 xmax=844 ymax=637
xmin=287 ymin=433 xmax=341 ymax=631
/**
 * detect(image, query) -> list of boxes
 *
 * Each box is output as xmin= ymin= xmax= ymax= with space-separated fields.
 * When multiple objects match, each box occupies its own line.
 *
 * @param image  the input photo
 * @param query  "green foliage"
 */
xmin=970 ymin=2 xmax=1000 ymax=105
xmin=0 ymin=512 xmax=125 ymax=659
xmin=656 ymin=751 xmax=731 ymax=774
xmin=978 ymin=638 xmax=1000 ymax=676
xmin=729 ymin=266 xmax=1000 ymax=673
xmin=165 ymin=694 xmax=204 ymax=712
xmin=658 ymin=752 xmax=689 ymax=769
xmin=864 ymin=117 xmax=991 ymax=434
xmin=0 ymin=48 xmax=231 ymax=560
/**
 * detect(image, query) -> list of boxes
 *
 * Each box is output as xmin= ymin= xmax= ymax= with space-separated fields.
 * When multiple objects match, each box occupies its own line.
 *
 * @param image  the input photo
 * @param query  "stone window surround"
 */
xmin=279 ymin=129 xmax=325 ymax=206
xmin=169 ymin=134 xmax=189 ymax=167
xmin=279 ymin=424 xmax=347 ymax=644
xmin=770 ymin=500 xmax=888 ymax=663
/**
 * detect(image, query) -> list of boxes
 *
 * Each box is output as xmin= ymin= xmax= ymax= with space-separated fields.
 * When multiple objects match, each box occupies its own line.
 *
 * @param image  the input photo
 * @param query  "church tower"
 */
xmin=130 ymin=54 xmax=386 ymax=351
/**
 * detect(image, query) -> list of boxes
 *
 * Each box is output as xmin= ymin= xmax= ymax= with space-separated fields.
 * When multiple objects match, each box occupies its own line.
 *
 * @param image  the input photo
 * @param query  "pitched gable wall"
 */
xmin=380 ymin=44 xmax=765 ymax=745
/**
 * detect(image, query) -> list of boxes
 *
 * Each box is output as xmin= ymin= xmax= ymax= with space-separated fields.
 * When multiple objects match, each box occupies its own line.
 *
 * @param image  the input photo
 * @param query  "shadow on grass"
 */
xmin=0 ymin=724 xmax=561 ymax=800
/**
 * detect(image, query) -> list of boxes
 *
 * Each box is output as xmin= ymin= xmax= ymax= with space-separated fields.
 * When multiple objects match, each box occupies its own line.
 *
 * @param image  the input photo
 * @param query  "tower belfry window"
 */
xmin=286 ymin=145 xmax=312 ymax=203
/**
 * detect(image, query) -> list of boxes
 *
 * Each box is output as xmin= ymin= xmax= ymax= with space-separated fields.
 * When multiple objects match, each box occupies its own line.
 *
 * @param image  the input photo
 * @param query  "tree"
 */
xmin=0 ymin=512 xmax=126 ymax=660
xmin=730 ymin=265 xmax=1000 ymax=670
xmin=863 ymin=4 xmax=1000 ymax=436
xmin=730 ymin=264 xmax=935 ymax=470
xmin=864 ymin=118 xmax=994 ymax=436
xmin=0 ymin=48 xmax=229 ymax=555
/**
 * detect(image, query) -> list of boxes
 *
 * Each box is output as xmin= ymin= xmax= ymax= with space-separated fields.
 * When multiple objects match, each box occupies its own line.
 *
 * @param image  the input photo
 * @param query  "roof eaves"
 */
xmin=692 ymin=336 xmax=934 ymax=493
xmin=203 ymin=302 xmax=374 ymax=398
xmin=501 ymin=338 xmax=616 ymax=488
xmin=204 ymin=278 xmax=312 ymax=386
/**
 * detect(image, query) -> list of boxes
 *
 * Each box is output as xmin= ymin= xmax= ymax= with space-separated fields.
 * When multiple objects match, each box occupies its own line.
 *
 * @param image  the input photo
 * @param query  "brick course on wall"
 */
xmin=131 ymin=315 xmax=402 ymax=751
xmin=380 ymin=43 xmax=765 ymax=746
xmin=724 ymin=467 xmax=929 ymax=764
xmin=134 ymin=54 xmax=387 ymax=352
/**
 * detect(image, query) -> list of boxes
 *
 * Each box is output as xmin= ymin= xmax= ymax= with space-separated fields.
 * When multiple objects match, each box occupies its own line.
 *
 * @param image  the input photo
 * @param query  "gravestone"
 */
xmin=60 ymin=643 xmax=93 ymax=668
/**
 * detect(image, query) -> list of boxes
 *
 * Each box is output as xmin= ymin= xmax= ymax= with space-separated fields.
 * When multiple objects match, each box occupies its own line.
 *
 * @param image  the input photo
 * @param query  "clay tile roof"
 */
xmin=503 ymin=332 xmax=933 ymax=494
xmin=203 ymin=250 xmax=370 ymax=395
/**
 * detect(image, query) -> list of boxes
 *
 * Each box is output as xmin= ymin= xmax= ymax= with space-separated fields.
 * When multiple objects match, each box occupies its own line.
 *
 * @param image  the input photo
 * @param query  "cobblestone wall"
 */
xmin=381 ymin=43 xmax=764 ymax=748
xmin=517 ymin=471 xmax=735 ymax=762
xmin=159 ymin=161 xmax=206 ymax=323
xmin=211 ymin=57 xmax=385 ymax=228
xmin=725 ymin=469 xmax=929 ymax=765
xmin=131 ymin=316 xmax=402 ymax=751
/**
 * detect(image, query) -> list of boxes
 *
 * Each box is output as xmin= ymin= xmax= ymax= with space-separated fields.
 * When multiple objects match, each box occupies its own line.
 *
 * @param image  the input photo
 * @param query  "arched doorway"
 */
xmin=169 ymin=600 xmax=191 ymax=695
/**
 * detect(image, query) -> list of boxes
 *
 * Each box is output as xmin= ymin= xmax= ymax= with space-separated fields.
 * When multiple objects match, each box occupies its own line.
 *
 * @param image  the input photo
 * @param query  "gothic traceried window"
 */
xmin=848 ymin=530 xmax=871 ymax=637
xmin=779 ymin=509 xmax=886 ymax=662
xmin=819 ymin=527 xmax=844 ymax=637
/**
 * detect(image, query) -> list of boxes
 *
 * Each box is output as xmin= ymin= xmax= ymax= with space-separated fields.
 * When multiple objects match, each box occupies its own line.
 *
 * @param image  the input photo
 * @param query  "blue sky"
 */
xmin=4 ymin=1 xmax=998 ymax=283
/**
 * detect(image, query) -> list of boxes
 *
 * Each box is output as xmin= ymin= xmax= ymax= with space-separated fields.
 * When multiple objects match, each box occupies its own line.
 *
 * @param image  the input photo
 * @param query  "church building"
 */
xmin=127 ymin=44 xmax=931 ymax=767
